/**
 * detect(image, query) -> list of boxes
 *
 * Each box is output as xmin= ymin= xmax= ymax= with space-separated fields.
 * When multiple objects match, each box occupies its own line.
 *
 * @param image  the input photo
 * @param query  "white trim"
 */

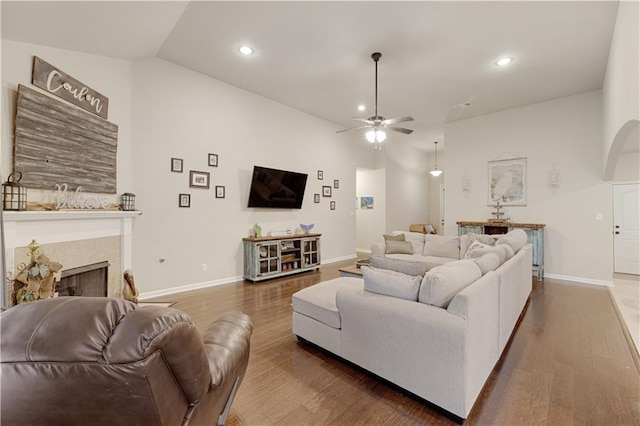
xmin=323 ymin=255 xmax=358 ymax=264
xmin=356 ymin=248 xmax=372 ymax=254
xmin=3 ymin=210 xmax=141 ymax=221
xmin=544 ymin=273 xmax=614 ymax=287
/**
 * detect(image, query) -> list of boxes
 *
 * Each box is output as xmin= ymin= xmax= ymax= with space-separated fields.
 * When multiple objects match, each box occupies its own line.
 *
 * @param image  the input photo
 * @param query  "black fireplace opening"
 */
xmin=56 ymin=261 xmax=109 ymax=297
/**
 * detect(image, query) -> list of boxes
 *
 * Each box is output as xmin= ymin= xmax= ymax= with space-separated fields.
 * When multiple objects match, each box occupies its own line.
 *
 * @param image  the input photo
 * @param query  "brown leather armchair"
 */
xmin=0 ymin=297 xmax=252 ymax=426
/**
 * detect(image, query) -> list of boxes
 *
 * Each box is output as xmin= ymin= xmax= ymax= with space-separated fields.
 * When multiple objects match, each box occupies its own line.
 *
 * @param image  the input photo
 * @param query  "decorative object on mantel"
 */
xmin=122 ymin=270 xmax=139 ymax=303
xmin=119 ymin=193 xmax=136 ymax=211
xmin=2 ymin=172 xmax=27 ymax=211
xmin=547 ymin=163 xmax=561 ymax=193
xmin=32 ymin=56 xmax=109 ymax=119
xmin=55 ymin=183 xmax=112 ymax=210
xmin=488 ymin=153 xmax=527 ymax=206
xmin=11 ymin=239 xmax=63 ymax=305
xmin=429 ymin=141 xmax=443 ymax=177
xmin=300 ymin=223 xmax=315 ymax=234
xmin=489 ymin=200 xmax=510 ymax=223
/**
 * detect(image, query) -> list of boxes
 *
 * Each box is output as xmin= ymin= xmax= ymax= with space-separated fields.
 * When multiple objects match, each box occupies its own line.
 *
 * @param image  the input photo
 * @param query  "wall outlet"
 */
xmin=596 ymin=213 xmax=603 ymax=221
xmin=201 ymin=263 xmax=207 ymax=271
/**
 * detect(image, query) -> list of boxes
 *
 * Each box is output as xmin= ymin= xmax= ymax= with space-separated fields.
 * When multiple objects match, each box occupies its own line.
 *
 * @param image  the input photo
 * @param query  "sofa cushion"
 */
xmin=385 ymin=241 xmax=414 ymax=254
xmin=384 ymin=233 xmax=405 ymax=242
xmin=386 ymin=254 xmax=456 ymax=271
xmin=460 ymin=233 xmax=497 ymax=258
xmin=369 ymin=255 xmax=428 ymax=276
xmin=464 ymin=241 xmax=507 ymax=264
xmin=423 ymin=234 xmax=461 ymax=259
xmin=292 ymin=277 xmax=358 ymax=329
xmin=392 ymin=231 xmax=426 ymax=254
xmin=472 ymin=253 xmax=501 ymax=275
xmin=498 ymin=242 xmax=515 ymax=260
xmin=362 ymin=266 xmax=421 ymax=301
xmin=418 ymin=260 xmax=482 ymax=308
xmin=496 ymin=229 xmax=528 ymax=253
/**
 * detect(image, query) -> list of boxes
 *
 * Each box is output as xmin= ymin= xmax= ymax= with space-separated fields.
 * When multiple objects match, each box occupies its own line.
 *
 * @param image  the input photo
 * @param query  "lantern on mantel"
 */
xmin=2 ymin=172 xmax=27 ymax=211
xmin=119 ymin=193 xmax=136 ymax=211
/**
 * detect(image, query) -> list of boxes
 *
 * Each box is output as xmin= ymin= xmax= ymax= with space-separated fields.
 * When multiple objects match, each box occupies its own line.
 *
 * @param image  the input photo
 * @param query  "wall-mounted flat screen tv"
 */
xmin=247 ymin=166 xmax=308 ymax=209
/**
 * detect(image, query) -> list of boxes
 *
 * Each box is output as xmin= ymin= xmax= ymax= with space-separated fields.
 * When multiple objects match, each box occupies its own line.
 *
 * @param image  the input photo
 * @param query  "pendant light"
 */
xmin=430 ymin=141 xmax=443 ymax=177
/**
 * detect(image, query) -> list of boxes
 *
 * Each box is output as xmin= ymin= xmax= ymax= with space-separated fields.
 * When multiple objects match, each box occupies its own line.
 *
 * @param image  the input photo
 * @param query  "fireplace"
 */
xmin=57 ymin=261 xmax=109 ymax=297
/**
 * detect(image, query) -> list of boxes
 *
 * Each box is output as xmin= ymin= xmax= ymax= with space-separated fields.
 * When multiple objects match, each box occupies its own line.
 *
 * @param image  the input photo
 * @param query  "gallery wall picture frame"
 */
xmin=208 ymin=153 xmax=218 ymax=167
xmin=322 ymin=185 xmax=332 ymax=197
xmin=215 ymin=185 xmax=225 ymax=198
xmin=189 ymin=170 xmax=210 ymax=189
xmin=317 ymin=170 xmax=323 ymax=180
xmin=361 ymin=196 xmax=374 ymax=209
xmin=487 ymin=157 xmax=527 ymax=206
xmin=314 ymin=193 xmax=320 ymax=203
xmin=178 ymin=193 xmax=191 ymax=208
xmin=334 ymin=179 xmax=339 ymax=189
xmin=171 ymin=158 xmax=183 ymax=173
xmin=330 ymin=201 xmax=336 ymax=210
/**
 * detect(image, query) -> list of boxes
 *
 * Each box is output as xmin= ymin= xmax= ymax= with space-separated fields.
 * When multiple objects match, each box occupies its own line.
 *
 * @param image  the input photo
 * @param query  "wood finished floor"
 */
xmin=148 ymin=260 xmax=640 ymax=425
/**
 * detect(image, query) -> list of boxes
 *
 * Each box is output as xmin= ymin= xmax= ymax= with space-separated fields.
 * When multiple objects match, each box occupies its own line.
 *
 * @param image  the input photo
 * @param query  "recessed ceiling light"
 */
xmin=238 ymin=46 xmax=254 ymax=55
xmin=357 ymin=105 xmax=366 ymax=111
xmin=495 ymin=57 xmax=513 ymax=67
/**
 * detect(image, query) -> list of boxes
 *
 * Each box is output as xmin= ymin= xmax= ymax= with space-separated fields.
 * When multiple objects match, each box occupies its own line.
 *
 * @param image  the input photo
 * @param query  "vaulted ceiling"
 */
xmin=2 ymin=1 xmax=621 ymax=151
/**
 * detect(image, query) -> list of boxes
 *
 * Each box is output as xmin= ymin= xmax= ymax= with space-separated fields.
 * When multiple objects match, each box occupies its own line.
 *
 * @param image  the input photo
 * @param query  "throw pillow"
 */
xmin=460 ymin=233 xmax=497 ymax=258
xmin=497 ymin=242 xmax=515 ymax=260
xmin=496 ymin=229 xmax=528 ymax=254
xmin=385 ymin=241 xmax=414 ymax=255
xmin=418 ymin=260 xmax=482 ymax=308
xmin=422 ymin=234 xmax=460 ymax=259
xmin=472 ymin=252 xmax=501 ymax=275
xmin=464 ymin=241 xmax=507 ymax=264
xmin=362 ymin=266 xmax=421 ymax=301
xmin=384 ymin=233 xmax=405 ymax=242
xmin=369 ymin=255 xmax=428 ymax=277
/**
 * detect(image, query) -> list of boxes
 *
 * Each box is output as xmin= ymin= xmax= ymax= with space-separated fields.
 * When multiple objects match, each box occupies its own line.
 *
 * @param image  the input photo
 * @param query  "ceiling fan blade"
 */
xmin=381 ymin=116 xmax=414 ymax=126
xmin=336 ymin=125 xmax=371 ymax=134
xmin=388 ymin=126 xmax=414 ymax=135
xmin=352 ymin=117 xmax=375 ymax=125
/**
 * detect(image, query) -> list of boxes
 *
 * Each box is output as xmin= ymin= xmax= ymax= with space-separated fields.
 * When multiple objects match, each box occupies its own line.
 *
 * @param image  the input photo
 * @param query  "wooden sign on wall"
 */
xmin=32 ymin=56 xmax=109 ymax=120
xmin=14 ymin=85 xmax=118 ymax=194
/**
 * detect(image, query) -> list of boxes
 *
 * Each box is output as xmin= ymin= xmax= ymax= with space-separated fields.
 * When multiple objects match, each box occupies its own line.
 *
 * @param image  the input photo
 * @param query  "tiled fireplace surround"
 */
xmin=3 ymin=211 xmax=140 ymax=305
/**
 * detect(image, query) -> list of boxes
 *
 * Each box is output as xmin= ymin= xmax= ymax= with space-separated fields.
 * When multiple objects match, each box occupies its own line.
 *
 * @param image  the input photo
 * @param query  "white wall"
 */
xmin=1 ymin=40 xmax=133 ymax=200
xmin=384 ymin=140 xmax=430 ymax=232
xmin=131 ymin=57 xmax=375 ymax=295
xmin=444 ymin=91 xmax=613 ymax=284
xmin=356 ymin=168 xmax=385 ymax=251
xmin=602 ymin=0 xmax=639 ymax=178
xmin=426 ymin=151 xmax=444 ymax=233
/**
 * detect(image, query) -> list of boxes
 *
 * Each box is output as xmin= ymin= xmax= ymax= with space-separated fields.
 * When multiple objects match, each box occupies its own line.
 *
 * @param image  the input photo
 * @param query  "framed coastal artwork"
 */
xmin=487 ymin=157 xmax=527 ymax=206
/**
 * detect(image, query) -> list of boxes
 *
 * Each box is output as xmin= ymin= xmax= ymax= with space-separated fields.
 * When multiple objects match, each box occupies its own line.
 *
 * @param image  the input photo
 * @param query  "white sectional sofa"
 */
xmin=292 ymin=230 xmax=533 ymax=421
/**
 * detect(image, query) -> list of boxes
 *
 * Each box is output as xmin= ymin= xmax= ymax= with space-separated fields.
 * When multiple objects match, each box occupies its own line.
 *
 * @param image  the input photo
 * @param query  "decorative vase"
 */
xmin=253 ymin=223 xmax=262 ymax=237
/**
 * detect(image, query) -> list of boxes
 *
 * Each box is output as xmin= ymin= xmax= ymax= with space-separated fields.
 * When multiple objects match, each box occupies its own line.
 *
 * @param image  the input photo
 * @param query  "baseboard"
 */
xmin=356 ymin=248 xmax=372 ymax=254
xmin=323 ymin=254 xmax=358 ymax=264
xmin=139 ymin=275 xmax=242 ymax=300
xmin=544 ymin=273 xmax=613 ymax=287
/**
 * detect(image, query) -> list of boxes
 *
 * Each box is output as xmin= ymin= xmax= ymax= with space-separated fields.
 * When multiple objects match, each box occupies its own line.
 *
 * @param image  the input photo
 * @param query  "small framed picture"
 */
xmin=189 ymin=170 xmax=210 ymax=189
xmin=178 ymin=194 xmax=191 ymax=208
xmin=330 ymin=201 xmax=336 ymax=210
xmin=334 ymin=179 xmax=339 ymax=189
xmin=317 ymin=170 xmax=323 ymax=180
xmin=171 ymin=158 xmax=183 ymax=173
xmin=215 ymin=185 xmax=225 ymax=198
xmin=314 ymin=193 xmax=320 ymax=203
xmin=208 ymin=153 xmax=218 ymax=167
xmin=322 ymin=185 xmax=332 ymax=197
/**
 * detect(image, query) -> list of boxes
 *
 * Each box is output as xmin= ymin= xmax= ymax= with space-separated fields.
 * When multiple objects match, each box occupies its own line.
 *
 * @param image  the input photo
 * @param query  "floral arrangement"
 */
xmin=11 ymin=240 xmax=62 ymax=305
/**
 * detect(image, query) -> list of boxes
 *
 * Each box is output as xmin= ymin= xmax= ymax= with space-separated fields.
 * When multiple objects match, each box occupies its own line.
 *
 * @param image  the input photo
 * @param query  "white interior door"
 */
xmin=613 ymin=183 xmax=640 ymax=275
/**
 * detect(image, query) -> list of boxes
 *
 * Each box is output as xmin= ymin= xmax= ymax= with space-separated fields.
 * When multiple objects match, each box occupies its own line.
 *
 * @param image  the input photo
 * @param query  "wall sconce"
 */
xmin=119 ymin=193 xmax=136 ymax=211
xmin=2 ymin=172 xmax=27 ymax=211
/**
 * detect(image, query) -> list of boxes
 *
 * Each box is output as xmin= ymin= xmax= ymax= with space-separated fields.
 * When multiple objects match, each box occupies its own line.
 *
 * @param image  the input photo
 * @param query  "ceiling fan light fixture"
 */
xmin=365 ymin=129 xmax=386 ymax=144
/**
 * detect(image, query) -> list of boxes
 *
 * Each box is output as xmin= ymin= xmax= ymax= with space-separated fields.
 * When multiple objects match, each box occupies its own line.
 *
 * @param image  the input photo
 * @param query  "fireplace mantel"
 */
xmin=3 ymin=210 xmax=141 ymax=305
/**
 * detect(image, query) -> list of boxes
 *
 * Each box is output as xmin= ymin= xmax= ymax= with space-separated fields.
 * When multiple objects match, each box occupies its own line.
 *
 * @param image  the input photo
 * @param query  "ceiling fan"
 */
xmin=337 ymin=52 xmax=414 ymax=149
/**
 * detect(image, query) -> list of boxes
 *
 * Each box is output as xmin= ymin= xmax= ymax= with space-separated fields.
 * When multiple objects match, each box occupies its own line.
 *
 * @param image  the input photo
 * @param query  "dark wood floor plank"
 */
xmin=148 ymin=260 xmax=640 ymax=425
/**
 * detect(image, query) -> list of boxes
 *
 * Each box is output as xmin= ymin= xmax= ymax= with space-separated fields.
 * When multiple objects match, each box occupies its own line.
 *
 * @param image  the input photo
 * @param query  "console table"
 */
xmin=243 ymin=234 xmax=321 ymax=282
xmin=457 ymin=221 xmax=545 ymax=280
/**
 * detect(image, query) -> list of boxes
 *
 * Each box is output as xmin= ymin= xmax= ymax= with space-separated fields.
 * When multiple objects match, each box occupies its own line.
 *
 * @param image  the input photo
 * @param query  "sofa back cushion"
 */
xmin=460 ymin=233 xmax=497 ymax=258
xmin=384 ymin=233 xmax=405 ymax=242
xmin=362 ymin=266 xmax=422 ymax=301
xmin=472 ymin=252 xmax=501 ymax=275
xmin=418 ymin=260 xmax=482 ymax=308
xmin=422 ymin=234 xmax=460 ymax=259
xmin=393 ymin=231 xmax=426 ymax=254
xmin=385 ymin=241 xmax=414 ymax=254
xmin=369 ymin=255 xmax=428 ymax=276
xmin=464 ymin=241 xmax=507 ymax=264
xmin=495 ymin=229 xmax=528 ymax=253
